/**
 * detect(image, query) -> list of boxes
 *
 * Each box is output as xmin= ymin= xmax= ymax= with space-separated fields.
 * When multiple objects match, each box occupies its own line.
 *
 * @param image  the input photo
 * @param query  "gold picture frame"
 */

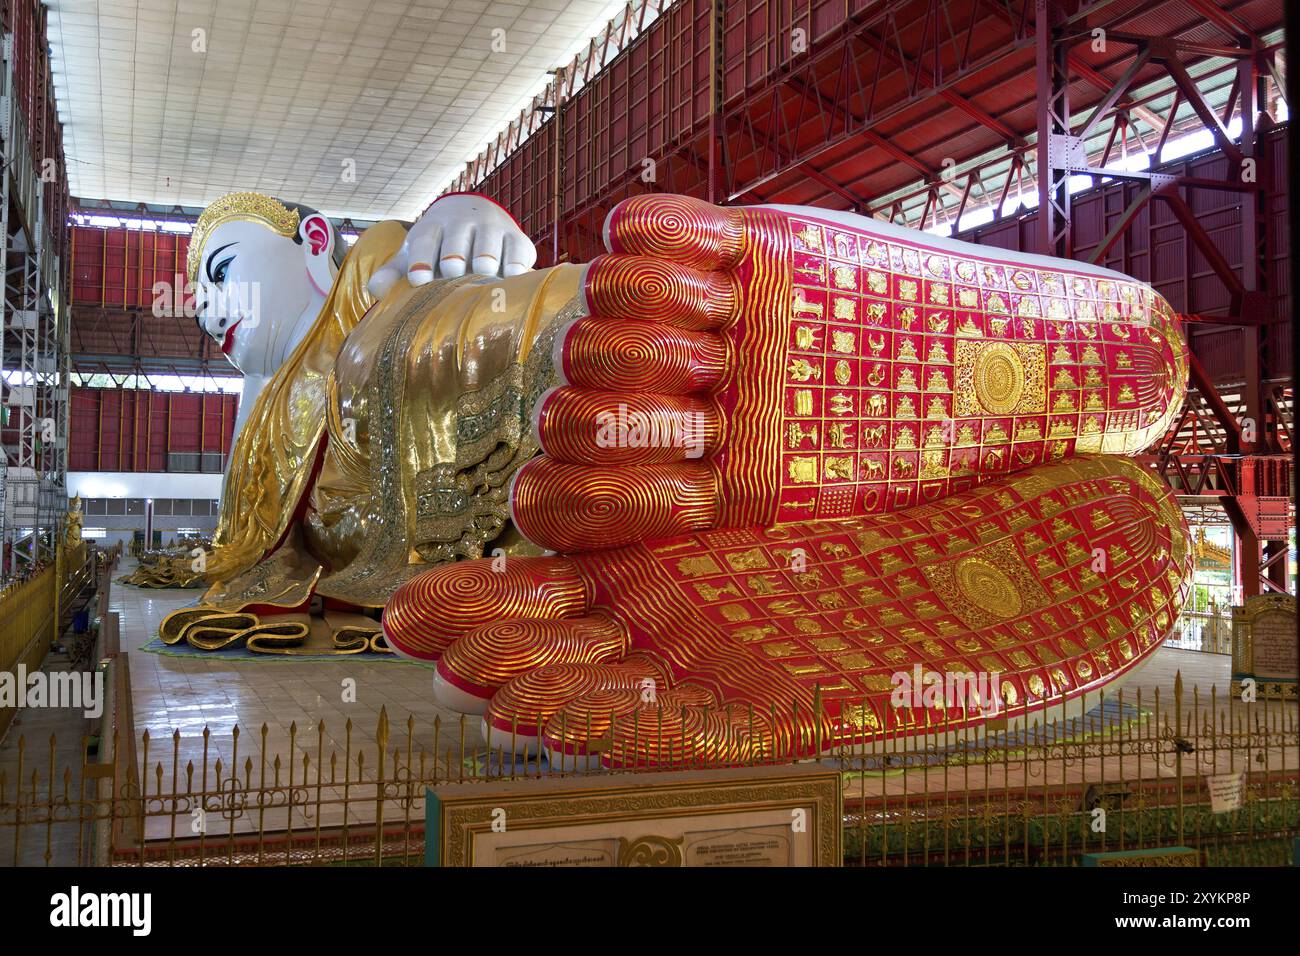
xmin=1231 ymin=593 xmax=1297 ymax=701
xmin=426 ymin=764 xmax=842 ymax=867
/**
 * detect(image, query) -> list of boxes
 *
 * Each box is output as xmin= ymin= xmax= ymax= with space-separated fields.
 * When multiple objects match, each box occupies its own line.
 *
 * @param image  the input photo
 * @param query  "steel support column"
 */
xmin=1 ymin=26 xmax=67 ymax=578
xmin=1036 ymin=0 xmax=1073 ymax=256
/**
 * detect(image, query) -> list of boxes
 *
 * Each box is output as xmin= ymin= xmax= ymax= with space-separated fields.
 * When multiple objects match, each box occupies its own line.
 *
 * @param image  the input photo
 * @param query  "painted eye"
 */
xmin=213 ymin=258 xmax=232 ymax=285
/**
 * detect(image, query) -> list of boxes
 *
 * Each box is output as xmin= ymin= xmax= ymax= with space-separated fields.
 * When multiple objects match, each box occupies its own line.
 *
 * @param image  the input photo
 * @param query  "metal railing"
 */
xmin=0 ymin=566 xmax=55 ymax=735
xmin=1 ymin=543 xmax=95 ymax=741
xmin=1 ymin=671 xmax=1294 ymax=867
xmin=1167 ymin=610 xmax=1233 ymax=655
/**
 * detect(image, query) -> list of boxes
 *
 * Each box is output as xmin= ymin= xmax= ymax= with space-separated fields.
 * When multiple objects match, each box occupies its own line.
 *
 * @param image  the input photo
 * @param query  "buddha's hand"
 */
xmin=509 ymin=194 xmax=1188 ymax=553
xmin=383 ymin=456 xmax=1191 ymax=767
xmin=368 ymin=193 xmax=537 ymax=295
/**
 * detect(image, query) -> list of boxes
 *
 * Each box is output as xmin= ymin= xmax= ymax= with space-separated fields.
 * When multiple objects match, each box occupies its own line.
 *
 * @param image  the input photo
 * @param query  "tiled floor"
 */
xmin=111 ymin=559 xmax=486 ymax=793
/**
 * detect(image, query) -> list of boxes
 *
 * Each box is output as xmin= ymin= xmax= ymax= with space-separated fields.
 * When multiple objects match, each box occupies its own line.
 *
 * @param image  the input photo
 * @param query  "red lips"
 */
xmin=221 ymin=319 xmax=242 ymax=355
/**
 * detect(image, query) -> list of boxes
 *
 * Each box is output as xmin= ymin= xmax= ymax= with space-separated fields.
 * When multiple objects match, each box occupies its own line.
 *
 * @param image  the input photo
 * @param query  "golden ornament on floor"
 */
xmin=159 ymin=605 xmax=390 ymax=656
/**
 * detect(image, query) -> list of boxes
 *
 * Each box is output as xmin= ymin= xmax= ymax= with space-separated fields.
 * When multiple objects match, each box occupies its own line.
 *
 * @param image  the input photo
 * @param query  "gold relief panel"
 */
xmin=920 ymin=539 xmax=1051 ymax=630
xmin=725 ymin=547 xmax=772 ymax=572
xmin=954 ymin=340 xmax=1047 ymax=417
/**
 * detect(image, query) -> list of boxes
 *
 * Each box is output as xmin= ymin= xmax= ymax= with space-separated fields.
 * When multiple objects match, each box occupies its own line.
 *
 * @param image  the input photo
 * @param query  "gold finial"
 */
xmin=186 ymin=192 xmax=300 ymax=282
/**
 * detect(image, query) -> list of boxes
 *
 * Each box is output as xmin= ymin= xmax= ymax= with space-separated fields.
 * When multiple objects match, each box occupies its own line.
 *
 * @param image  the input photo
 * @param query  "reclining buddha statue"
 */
xmin=149 ymin=189 xmax=1191 ymax=764
xmin=127 ymin=190 xmax=543 ymax=596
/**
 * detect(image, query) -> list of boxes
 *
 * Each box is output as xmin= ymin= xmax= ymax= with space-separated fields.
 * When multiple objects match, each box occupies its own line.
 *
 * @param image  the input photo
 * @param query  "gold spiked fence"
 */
xmin=1 ymin=544 xmax=99 ymax=741
xmin=0 ymin=673 xmax=1295 ymax=867
xmin=1 ymin=566 xmax=56 ymax=741
xmin=1168 ymin=610 xmax=1233 ymax=655
xmin=840 ymin=676 xmax=1297 ymax=866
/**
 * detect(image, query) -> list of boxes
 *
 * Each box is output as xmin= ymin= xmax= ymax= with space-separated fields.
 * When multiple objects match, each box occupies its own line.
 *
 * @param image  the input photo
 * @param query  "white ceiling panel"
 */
xmin=46 ymin=0 xmax=621 ymax=218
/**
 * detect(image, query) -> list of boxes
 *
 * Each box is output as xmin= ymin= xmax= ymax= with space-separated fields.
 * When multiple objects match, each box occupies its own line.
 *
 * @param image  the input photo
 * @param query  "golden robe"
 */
xmin=151 ymin=222 xmax=584 ymax=622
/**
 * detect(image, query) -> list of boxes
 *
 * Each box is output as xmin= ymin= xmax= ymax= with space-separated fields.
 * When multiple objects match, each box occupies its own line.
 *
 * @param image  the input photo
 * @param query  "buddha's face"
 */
xmin=193 ymin=216 xmax=335 ymax=377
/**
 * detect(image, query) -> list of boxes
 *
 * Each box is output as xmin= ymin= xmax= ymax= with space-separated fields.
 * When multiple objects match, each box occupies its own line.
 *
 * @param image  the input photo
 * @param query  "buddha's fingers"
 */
xmin=534 ymin=389 xmax=722 ymax=466
xmin=436 ymin=220 xmax=474 ymax=278
xmin=382 ymin=557 xmax=587 ymax=661
xmin=434 ymin=614 xmax=629 ymax=714
xmin=502 ymin=231 xmax=537 ymax=277
xmin=602 ymin=194 xmax=747 ymax=271
xmin=366 ymin=260 xmax=405 ymax=299
xmin=403 ymin=221 xmax=444 ymax=285
xmin=509 ymin=459 xmax=718 ymax=553
xmin=584 ymin=254 xmax=738 ymax=330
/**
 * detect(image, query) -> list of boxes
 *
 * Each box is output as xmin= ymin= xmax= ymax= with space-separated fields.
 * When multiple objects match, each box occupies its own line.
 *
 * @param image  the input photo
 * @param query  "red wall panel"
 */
xmin=68 ymin=387 xmax=237 ymax=473
xmin=561 ymin=0 xmax=711 ymax=225
xmin=483 ymin=119 xmax=1288 ymax=385
xmin=471 ymin=0 xmax=715 ymax=264
xmin=461 ymin=0 xmax=1288 ymax=379
xmin=70 ymin=227 xmax=191 ymax=310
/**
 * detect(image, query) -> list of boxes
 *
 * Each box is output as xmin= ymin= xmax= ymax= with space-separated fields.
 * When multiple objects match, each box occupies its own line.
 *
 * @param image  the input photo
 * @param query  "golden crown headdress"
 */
xmin=187 ymin=192 xmax=301 ymax=283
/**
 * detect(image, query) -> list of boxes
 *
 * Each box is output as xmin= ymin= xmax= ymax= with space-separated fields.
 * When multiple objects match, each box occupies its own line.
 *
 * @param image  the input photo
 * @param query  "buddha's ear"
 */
xmin=299 ymin=213 xmax=337 ymax=294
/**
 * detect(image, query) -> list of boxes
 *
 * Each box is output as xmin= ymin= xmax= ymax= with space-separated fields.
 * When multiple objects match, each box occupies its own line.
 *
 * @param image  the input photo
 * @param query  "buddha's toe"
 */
xmin=434 ymin=614 xmax=628 ymax=714
xmin=544 ymin=684 xmax=778 ymax=770
xmin=480 ymin=657 xmax=667 ymax=755
xmin=382 ymin=556 xmax=587 ymax=661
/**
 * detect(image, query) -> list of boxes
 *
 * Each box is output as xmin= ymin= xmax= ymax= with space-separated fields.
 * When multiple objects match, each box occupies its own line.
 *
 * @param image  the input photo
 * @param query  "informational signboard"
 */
xmin=1206 ymin=772 xmax=1244 ymax=814
xmin=1231 ymin=594 xmax=1297 ymax=701
xmin=426 ymin=764 xmax=841 ymax=867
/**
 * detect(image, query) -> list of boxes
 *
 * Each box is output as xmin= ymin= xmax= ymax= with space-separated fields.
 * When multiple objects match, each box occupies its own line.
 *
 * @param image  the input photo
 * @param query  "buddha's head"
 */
xmin=188 ymin=192 xmax=344 ymax=376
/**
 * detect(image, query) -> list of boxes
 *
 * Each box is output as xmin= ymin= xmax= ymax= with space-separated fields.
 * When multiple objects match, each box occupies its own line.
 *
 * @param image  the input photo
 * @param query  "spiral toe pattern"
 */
xmin=484 ymin=661 xmax=655 ymax=737
xmin=510 ymin=458 xmax=718 ymax=552
xmin=586 ymin=254 xmax=737 ymax=330
xmin=382 ymin=557 xmax=587 ymax=660
xmin=536 ymin=389 xmax=722 ymax=466
xmin=602 ymin=193 xmax=746 ymax=271
xmin=437 ymin=614 xmax=627 ymax=696
xmin=559 ymin=317 xmax=726 ymax=393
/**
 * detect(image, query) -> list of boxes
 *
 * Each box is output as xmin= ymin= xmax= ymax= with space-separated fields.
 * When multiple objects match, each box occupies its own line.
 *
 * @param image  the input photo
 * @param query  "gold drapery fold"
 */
xmin=199 ymin=222 xmax=408 ymax=591
xmin=158 ymin=605 xmax=389 ymax=656
xmin=134 ymin=240 xmax=583 ymax=628
xmin=197 ymin=526 xmax=322 ymax=611
xmin=312 ymin=264 xmax=586 ymax=607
